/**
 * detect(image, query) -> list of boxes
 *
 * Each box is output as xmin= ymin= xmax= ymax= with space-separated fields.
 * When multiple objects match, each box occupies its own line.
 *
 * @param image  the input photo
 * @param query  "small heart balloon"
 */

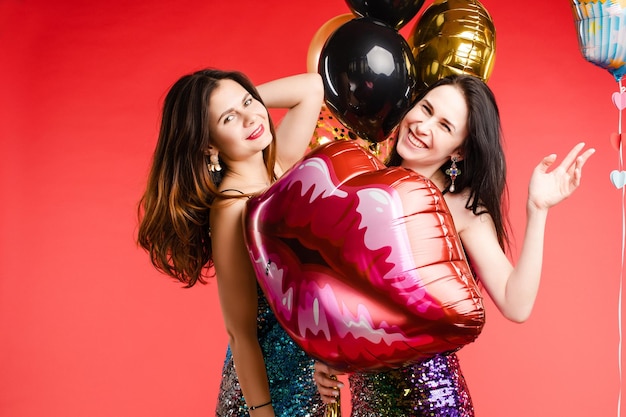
xmin=612 ymin=91 xmax=626 ymax=111
xmin=244 ymin=141 xmax=485 ymax=372
xmin=610 ymin=170 xmax=626 ymax=189
xmin=610 ymin=132 xmax=623 ymax=152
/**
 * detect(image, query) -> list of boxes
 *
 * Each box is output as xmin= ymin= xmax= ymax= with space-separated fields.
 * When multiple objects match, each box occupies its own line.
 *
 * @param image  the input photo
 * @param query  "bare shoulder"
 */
xmin=443 ymin=190 xmax=494 ymax=234
xmin=210 ymin=197 xmax=247 ymax=231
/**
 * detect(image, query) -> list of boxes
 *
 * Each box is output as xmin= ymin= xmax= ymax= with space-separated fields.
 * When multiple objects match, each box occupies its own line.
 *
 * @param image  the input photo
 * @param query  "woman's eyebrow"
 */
xmin=218 ymin=93 xmax=251 ymax=122
xmin=426 ymin=98 xmax=457 ymax=132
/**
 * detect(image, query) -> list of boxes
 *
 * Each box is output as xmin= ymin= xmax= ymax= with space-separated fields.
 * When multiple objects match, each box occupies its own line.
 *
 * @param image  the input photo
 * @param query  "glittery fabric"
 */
xmin=348 ymin=353 xmax=474 ymax=417
xmin=215 ymin=286 xmax=325 ymax=417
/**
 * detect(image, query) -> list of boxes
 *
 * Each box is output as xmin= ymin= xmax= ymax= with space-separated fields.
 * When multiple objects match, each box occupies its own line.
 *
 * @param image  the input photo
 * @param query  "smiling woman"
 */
xmin=208 ymin=79 xmax=275 ymax=167
xmin=314 ymin=74 xmax=595 ymax=417
xmin=137 ymin=68 xmax=326 ymax=416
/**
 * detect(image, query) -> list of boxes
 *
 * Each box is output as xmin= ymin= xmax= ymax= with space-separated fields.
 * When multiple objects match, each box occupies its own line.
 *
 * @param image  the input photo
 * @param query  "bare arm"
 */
xmin=211 ymin=199 xmax=275 ymax=416
xmin=256 ymin=73 xmax=324 ymax=175
xmin=458 ymin=142 xmax=595 ymax=322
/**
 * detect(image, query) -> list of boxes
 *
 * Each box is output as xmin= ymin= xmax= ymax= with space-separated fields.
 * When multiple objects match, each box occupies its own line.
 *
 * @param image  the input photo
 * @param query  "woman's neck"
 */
xmin=400 ymin=162 xmax=446 ymax=191
xmin=429 ymin=170 xmax=447 ymax=191
xmin=220 ymin=161 xmax=271 ymax=194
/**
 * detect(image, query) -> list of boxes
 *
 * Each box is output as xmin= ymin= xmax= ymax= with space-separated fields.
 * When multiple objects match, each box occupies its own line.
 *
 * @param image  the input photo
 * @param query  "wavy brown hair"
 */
xmin=137 ymin=69 xmax=277 ymax=287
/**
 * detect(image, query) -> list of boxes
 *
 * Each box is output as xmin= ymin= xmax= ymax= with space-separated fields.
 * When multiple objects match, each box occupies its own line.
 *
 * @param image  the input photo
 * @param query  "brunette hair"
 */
xmin=137 ymin=69 xmax=277 ymax=286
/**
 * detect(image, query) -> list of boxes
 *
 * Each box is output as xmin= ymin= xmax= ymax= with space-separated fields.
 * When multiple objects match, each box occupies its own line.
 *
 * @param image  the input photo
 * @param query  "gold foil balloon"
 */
xmin=407 ymin=0 xmax=496 ymax=87
xmin=307 ymin=14 xmax=355 ymax=73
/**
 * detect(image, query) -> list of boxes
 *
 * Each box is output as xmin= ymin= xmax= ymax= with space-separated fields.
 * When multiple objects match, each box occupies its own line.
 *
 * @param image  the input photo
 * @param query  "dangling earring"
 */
xmin=445 ymin=156 xmax=461 ymax=192
xmin=208 ymin=152 xmax=222 ymax=172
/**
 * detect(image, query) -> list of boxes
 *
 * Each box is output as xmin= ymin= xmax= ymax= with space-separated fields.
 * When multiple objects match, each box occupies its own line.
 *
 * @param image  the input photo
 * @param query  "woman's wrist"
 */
xmin=248 ymin=399 xmax=272 ymax=411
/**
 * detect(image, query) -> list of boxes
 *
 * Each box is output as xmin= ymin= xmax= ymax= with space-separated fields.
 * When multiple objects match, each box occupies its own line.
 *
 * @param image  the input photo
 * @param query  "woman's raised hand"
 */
xmin=527 ymin=142 xmax=595 ymax=211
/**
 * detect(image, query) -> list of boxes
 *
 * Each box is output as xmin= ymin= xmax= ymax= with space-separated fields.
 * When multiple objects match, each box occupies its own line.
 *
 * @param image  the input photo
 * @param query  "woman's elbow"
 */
xmin=307 ymin=72 xmax=324 ymax=100
xmin=502 ymin=306 xmax=533 ymax=323
xmin=224 ymin=325 xmax=253 ymax=350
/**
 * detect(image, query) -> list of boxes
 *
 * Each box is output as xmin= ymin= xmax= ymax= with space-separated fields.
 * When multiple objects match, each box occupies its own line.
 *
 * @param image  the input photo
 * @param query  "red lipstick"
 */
xmin=247 ymin=124 xmax=265 ymax=140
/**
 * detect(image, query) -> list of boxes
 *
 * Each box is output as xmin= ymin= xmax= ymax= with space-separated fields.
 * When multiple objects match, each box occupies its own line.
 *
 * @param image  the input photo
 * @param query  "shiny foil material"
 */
xmin=570 ymin=0 xmax=626 ymax=82
xmin=310 ymin=105 xmax=394 ymax=162
xmin=306 ymin=14 xmax=354 ymax=74
xmin=319 ymin=18 xmax=418 ymax=143
xmin=345 ymin=0 xmax=426 ymax=30
xmin=408 ymin=0 xmax=496 ymax=87
xmin=244 ymin=141 xmax=485 ymax=372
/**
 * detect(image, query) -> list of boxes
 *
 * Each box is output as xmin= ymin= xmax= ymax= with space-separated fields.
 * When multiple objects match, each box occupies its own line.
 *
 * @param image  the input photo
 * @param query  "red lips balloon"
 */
xmin=244 ymin=141 xmax=484 ymax=372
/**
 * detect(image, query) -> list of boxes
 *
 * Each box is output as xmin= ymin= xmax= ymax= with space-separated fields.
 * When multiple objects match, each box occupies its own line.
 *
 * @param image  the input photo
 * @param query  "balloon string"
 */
xmin=617 ymin=78 xmax=624 ymax=136
xmin=616 ymin=77 xmax=624 ymax=417
xmin=617 ymin=173 xmax=626 ymax=417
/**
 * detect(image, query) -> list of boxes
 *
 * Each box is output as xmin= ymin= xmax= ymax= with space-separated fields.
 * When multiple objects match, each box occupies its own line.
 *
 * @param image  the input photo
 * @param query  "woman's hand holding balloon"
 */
xmin=313 ymin=362 xmax=345 ymax=404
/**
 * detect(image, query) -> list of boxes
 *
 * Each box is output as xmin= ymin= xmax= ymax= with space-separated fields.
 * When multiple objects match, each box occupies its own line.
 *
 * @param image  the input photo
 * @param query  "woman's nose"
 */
xmin=244 ymin=112 xmax=256 ymax=126
xmin=416 ymin=117 xmax=434 ymax=134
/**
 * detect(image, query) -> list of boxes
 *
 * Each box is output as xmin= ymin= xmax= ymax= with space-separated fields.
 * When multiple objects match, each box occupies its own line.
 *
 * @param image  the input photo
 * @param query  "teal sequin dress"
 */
xmin=215 ymin=286 xmax=325 ymax=417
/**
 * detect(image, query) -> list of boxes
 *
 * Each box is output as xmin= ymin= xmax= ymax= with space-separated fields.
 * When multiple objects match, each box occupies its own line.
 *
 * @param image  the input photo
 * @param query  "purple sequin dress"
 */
xmin=348 ymin=353 xmax=474 ymax=417
xmin=215 ymin=287 xmax=325 ymax=417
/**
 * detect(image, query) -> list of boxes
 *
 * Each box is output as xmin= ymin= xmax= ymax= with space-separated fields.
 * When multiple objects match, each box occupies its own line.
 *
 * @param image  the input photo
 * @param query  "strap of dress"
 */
xmin=221 ymin=189 xmax=245 ymax=195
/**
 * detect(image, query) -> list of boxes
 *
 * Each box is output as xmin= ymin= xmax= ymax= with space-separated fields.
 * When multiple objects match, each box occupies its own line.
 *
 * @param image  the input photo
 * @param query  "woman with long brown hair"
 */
xmin=138 ymin=68 xmax=325 ymax=417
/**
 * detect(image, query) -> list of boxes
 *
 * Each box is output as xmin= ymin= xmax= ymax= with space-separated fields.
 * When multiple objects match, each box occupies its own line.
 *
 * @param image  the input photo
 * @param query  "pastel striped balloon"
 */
xmin=571 ymin=0 xmax=626 ymax=82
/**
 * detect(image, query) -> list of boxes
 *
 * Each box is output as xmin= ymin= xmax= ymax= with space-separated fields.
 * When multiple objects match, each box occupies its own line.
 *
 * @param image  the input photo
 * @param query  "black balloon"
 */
xmin=345 ymin=0 xmax=425 ymax=30
xmin=318 ymin=18 xmax=417 ymax=143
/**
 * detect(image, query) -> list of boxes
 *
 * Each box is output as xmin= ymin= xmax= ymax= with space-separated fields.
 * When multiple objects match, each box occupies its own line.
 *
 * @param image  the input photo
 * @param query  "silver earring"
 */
xmin=208 ymin=153 xmax=222 ymax=172
xmin=445 ymin=156 xmax=461 ymax=192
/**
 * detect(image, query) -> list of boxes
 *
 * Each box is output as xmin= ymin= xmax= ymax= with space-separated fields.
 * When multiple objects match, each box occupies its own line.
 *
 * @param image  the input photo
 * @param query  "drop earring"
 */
xmin=208 ymin=152 xmax=222 ymax=172
xmin=445 ymin=156 xmax=461 ymax=192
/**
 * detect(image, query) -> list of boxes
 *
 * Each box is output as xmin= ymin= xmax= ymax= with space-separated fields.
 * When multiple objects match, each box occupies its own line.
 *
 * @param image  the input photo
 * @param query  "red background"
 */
xmin=1 ymin=1 xmax=623 ymax=416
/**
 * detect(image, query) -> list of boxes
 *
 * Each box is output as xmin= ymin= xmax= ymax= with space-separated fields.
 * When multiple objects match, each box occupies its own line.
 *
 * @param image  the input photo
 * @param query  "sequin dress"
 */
xmin=348 ymin=352 xmax=474 ymax=417
xmin=215 ymin=286 xmax=325 ymax=417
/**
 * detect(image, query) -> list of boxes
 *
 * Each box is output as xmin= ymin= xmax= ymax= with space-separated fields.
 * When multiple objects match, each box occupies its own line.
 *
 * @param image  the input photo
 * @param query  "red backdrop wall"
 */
xmin=1 ymin=1 xmax=622 ymax=416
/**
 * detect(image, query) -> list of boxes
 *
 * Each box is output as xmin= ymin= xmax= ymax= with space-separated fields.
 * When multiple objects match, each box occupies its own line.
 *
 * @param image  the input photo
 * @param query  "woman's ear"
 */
xmin=205 ymin=145 xmax=217 ymax=157
xmin=452 ymin=150 xmax=464 ymax=162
